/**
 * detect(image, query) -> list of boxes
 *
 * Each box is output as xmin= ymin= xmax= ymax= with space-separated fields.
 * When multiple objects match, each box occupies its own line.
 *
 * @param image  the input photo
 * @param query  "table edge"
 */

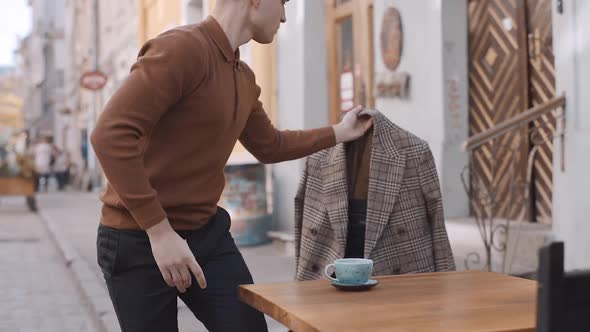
xmin=238 ymin=284 xmax=320 ymax=332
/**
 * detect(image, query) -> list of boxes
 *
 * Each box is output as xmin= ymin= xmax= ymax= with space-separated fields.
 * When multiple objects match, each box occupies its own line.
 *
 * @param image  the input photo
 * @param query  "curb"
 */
xmin=38 ymin=210 xmax=120 ymax=332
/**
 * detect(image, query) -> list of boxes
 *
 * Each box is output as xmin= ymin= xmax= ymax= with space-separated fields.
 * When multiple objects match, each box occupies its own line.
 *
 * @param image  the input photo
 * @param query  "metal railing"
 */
xmin=461 ymin=94 xmax=566 ymax=274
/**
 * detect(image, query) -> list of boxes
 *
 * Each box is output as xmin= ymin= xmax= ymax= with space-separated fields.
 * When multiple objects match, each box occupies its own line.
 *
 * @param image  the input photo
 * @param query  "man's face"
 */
xmin=249 ymin=0 xmax=287 ymax=44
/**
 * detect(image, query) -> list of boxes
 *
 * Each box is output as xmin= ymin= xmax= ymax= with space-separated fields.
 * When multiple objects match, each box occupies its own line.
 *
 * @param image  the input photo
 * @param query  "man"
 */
xmin=90 ymin=0 xmax=372 ymax=331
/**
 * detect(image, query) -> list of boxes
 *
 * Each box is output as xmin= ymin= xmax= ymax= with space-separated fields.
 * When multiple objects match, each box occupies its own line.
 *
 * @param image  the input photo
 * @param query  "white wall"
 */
xmin=552 ymin=0 xmax=590 ymax=271
xmin=374 ymin=0 xmax=444 ymax=145
xmin=52 ymin=0 xmax=67 ymax=72
xmin=273 ymin=0 xmax=329 ymax=232
xmin=374 ymin=0 xmax=469 ymax=218
xmin=271 ymin=0 xmax=470 ymax=232
xmin=440 ymin=1 xmax=470 ymax=218
xmin=51 ymin=0 xmax=67 ymax=145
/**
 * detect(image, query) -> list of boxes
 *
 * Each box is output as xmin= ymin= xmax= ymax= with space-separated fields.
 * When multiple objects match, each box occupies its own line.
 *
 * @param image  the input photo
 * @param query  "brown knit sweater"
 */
xmin=90 ymin=16 xmax=336 ymax=230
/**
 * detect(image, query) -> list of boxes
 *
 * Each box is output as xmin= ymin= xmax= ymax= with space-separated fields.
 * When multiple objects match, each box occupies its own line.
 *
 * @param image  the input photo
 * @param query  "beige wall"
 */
xmin=251 ymin=43 xmax=277 ymax=125
xmin=139 ymin=0 xmax=183 ymax=43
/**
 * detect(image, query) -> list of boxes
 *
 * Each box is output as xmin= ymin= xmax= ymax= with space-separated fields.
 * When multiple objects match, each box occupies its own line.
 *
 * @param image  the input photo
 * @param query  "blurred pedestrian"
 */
xmin=53 ymin=149 xmax=71 ymax=190
xmin=33 ymin=137 xmax=52 ymax=192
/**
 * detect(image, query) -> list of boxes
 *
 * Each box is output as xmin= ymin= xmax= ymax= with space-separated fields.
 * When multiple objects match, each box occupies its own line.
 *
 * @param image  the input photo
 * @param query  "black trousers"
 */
xmin=96 ymin=207 xmax=268 ymax=332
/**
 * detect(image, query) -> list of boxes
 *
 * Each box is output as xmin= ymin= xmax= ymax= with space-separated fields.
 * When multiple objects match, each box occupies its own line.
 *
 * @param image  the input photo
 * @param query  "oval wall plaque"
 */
xmin=380 ymin=7 xmax=403 ymax=71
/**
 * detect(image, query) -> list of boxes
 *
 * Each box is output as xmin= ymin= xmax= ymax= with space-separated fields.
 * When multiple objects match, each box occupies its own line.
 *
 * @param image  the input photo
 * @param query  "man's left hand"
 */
xmin=333 ymin=105 xmax=373 ymax=144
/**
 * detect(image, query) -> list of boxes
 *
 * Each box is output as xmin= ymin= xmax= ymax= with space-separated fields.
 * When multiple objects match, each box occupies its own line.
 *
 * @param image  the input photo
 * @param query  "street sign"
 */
xmin=80 ymin=71 xmax=108 ymax=91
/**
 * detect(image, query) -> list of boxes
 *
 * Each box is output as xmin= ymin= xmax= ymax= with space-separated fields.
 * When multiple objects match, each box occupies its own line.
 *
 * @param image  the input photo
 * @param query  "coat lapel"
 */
xmin=364 ymin=111 xmax=406 ymax=257
xmin=321 ymin=143 xmax=349 ymax=254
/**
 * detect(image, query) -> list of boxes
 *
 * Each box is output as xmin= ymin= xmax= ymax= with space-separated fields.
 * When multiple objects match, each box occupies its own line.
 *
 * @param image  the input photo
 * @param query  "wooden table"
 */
xmin=239 ymin=271 xmax=537 ymax=332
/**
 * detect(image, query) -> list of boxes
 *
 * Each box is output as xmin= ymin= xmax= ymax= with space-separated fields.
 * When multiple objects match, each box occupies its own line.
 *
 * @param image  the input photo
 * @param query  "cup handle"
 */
xmin=324 ymin=264 xmax=338 ymax=281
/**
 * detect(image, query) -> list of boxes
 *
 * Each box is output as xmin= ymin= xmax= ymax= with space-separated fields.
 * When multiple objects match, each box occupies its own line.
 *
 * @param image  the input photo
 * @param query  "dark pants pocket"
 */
xmin=96 ymin=224 xmax=119 ymax=279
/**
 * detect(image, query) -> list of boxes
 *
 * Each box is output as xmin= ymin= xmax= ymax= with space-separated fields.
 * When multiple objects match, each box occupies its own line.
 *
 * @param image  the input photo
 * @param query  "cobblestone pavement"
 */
xmin=0 ymin=196 xmax=99 ymax=332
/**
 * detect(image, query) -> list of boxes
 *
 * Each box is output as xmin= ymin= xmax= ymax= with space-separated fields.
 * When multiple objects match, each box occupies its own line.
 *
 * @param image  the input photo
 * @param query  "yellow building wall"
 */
xmin=251 ymin=43 xmax=277 ymax=125
xmin=139 ymin=0 xmax=183 ymax=44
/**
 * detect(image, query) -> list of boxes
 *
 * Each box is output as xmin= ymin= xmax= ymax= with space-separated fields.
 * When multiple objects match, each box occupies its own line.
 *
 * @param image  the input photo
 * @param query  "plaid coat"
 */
xmin=294 ymin=110 xmax=455 ymax=281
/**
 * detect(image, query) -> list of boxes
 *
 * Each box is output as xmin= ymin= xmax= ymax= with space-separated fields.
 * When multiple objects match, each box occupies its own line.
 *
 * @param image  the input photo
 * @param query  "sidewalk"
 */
xmin=36 ymin=191 xmax=293 ymax=332
xmin=34 ymin=191 xmax=548 ymax=331
xmin=0 ymin=196 xmax=98 ymax=332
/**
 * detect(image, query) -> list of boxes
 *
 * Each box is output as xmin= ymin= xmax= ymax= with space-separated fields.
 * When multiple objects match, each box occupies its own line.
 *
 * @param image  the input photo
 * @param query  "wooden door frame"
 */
xmin=325 ymin=0 xmax=375 ymax=125
xmin=524 ymin=0 xmax=557 ymax=224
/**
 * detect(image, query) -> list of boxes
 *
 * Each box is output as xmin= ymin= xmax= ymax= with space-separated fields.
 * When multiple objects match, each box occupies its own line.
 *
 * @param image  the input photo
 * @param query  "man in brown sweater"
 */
xmin=91 ymin=0 xmax=372 ymax=331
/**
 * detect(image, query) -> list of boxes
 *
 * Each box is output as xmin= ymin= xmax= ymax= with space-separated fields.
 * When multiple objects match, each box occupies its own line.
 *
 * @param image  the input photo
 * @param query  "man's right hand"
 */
xmin=146 ymin=218 xmax=207 ymax=293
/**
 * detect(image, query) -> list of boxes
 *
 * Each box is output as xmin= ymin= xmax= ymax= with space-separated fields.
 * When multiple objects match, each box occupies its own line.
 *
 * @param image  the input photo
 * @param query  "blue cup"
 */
xmin=324 ymin=258 xmax=373 ymax=285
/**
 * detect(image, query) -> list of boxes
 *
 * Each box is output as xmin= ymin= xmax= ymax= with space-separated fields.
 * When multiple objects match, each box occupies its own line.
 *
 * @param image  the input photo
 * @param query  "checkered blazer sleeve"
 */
xmin=294 ymin=158 xmax=309 ymax=265
xmin=417 ymin=146 xmax=456 ymax=271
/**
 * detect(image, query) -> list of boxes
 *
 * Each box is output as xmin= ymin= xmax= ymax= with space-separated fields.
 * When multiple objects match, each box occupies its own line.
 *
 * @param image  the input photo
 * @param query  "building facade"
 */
xmin=270 ymin=0 xmax=589 ymax=270
xmin=19 ymin=0 xmax=67 ymax=142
